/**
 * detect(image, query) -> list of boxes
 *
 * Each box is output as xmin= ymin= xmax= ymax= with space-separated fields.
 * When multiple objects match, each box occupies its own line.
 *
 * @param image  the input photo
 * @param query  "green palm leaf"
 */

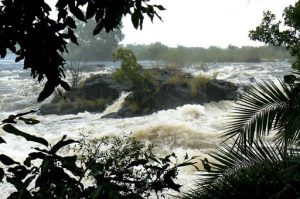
xmin=222 ymin=79 xmax=300 ymax=148
xmin=183 ymin=141 xmax=300 ymax=199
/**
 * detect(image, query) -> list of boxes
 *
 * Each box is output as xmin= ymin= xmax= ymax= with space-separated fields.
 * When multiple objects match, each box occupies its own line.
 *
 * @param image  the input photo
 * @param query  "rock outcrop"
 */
xmin=39 ymin=69 xmax=238 ymax=117
xmin=39 ymin=74 xmax=130 ymax=115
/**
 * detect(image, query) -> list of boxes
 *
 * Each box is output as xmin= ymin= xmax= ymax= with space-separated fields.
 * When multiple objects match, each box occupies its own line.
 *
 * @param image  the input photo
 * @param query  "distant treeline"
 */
xmin=125 ymin=43 xmax=291 ymax=66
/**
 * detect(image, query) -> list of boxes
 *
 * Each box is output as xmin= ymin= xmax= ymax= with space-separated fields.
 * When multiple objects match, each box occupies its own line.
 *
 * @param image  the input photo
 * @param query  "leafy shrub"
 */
xmin=165 ymin=75 xmax=189 ymax=85
xmin=0 ymin=113 xmax=198 ymax=198
xmin=113 ymin=48 xmax=157 ymax=113
xmin=73 ymin=135 xmax=199 ymax=198
xmin=165 ymin=73 xmax=217 ymax=97
xmin=189 ymin=74 xmax=215 ymax=97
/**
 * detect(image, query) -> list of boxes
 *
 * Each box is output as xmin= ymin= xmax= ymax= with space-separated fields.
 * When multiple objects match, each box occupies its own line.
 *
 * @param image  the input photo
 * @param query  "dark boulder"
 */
xmin=40 ymin=68 xmax=238 ymax=117
xmin=112 ymin=77 xmax=238 ymax=118
xmin=205 ymin=79 xmax=238 ymax=102
xmin=153 ymin=82 xmax=192 ymax=110
xmin=39 ymin=74 xmax=130 ymax=115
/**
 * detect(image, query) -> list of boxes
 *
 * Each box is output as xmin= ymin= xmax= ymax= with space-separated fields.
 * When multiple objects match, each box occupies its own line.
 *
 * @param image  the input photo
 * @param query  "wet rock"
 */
xmin=39 ymin=74 xmax=130 ymax=115
xmin=101 ymin=112 xmax=121 ymax=119
xmin=153 ymin=83 xmax=193 ymax=110
xmin=116 ymin=74 xmax=238 ymax=118
xmin=40 ymin=68 xmax=238 ymax=116
xmin=205 ymin=79 xmax=238 ymax=102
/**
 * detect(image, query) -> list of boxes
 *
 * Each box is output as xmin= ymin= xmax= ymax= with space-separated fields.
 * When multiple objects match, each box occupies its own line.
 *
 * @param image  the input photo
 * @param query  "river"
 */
xmin=0 ymin=56 xmax=292 ymax=198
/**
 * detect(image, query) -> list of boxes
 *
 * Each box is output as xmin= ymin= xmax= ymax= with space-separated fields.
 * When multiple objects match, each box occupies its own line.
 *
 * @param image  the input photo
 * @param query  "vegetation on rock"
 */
xmin=113 ymin=48 xmax=157 ymax=115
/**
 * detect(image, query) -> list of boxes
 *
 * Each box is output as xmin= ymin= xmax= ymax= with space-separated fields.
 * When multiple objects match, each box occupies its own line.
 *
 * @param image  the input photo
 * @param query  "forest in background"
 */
xmin=127 ymin=43 xmax=290 ymax=64
xmin=62 ymin=19 xmax=290 ymax=64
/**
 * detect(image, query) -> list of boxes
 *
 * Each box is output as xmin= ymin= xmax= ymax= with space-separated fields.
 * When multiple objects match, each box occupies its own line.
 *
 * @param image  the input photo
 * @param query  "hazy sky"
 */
xmin=121 ymin=0 xmax=297 ymax=48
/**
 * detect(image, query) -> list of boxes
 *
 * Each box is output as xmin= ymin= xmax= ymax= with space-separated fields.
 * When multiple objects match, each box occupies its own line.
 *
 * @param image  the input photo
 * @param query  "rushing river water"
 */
xmin=0 ymin=56 xmax=292 ymax=198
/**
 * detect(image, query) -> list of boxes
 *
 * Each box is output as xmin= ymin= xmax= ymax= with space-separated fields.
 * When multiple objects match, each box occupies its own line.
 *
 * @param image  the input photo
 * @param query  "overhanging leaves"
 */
xmin=50 ymin=135 xmax=77 ymax=154
xmin=222 ymin=79 xmax=295 ymax=147
xmin=37 ymin=81 xmax=56 ymax=102
xmin=2 ymin=124 xmax=48 ymax=147
xmin=0 ymin=0 xmax=165 ymax=101
xmin=0 ymin=154 xmax=19 ymax=166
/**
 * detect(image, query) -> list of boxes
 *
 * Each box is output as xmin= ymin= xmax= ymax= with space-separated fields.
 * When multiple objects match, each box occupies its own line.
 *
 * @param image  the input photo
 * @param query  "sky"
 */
xmin=121 ymin=0 xmax=298 ymax=48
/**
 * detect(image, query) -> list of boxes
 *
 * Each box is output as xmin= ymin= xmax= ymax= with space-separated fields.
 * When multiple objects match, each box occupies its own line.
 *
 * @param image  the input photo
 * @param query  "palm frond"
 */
xmin=223 ymin=79 xmax=293 ymax=147
xmin=183 ymin=141 xmax=300 ymax=199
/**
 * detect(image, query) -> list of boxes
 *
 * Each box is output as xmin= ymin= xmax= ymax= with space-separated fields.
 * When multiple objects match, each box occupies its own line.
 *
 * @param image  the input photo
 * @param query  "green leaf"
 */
xmin=68 ymin=28 xmax=78 ymax=45
xmin=24 ymin=175 xmax=36 ymax=187
xmin=86 ymin=2 xmax=97 ymax=19
xmin=24 ymin=152 xmax=46 ymax=166
xmin=93 ymin=21 xmax=104 ymax=35
xmin=154 ymin=5 xmax=166 ymax=10
xmin=0 ymin=137 xmax=6 ymax=144
xmin=163 ymin=169 xmax=181 ymax=192
xmin=0 ymin=168 xmax=4 ymax=182
xmin=131 ymin=10 xmax=140 ymax=29
xmin=38 ymin=81 xmax=56 ymax=102
xmin=70 ymin=6 xmax=85 ymax=22
xmin=0 ymin=154 xmax=18 ymax=166
xmin=201 ymin=158 xmax=211 ymax=172
xmin=19 ymin=117 xmax=40 ymax=125
xmin=55 ymin=0 xmax=68 ymax=9
xmin=284 ymin=75 xmax=296 ymax=84
xmin=61 ymin=155 xmax=82 ymax=176
xmin=65 ymin=16 xmax=76 ymax=29
xmin=92 ymin=184 xmax=104 ymax=199
xmin=184 ymin=153 xmax=188 ymax=160
xmin=50 ymin=135 xmax=77 ymax=154
xmin=60 ymin=80 xmax=71 ymax=91
xmin=8 ymin=166 xmax=30 ymax=180
xmin=2 ymin=124 xmax=48 ymax=147
xmin=15 ymin=55 xmax=24 ymax=62
xmin=0 ymin=49 xmax=7 ymax=58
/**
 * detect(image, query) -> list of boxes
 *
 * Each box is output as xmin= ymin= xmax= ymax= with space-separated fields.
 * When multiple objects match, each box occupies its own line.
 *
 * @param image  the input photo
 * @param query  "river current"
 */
xmin=0 ymin=55 xmax=292 ymax=198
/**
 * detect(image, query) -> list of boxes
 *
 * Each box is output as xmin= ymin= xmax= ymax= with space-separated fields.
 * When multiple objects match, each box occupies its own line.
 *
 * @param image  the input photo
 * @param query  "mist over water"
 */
xmin=0 ymin=57 xmax=292 ymax=197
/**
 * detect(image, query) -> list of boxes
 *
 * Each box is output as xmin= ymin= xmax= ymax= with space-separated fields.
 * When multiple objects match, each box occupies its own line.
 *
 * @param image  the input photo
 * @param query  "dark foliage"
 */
xmin=249 ymin=1 xmax=300 ymax=69
xmin=0 ymin=113 xmax=197 ymax=198
xmin=127 ymin=43 xmax=290 ymax=65
xmin=222 ymin=77 xmax=300 ymax=150
xmin=65 ymin=20 xmax=124 ymax=61
xmin=184 ymin=141 xmax=300 ymax=199
xmin=0 ymin=0 xmax=165 ymax=101
xmin=113 ymin=48 xmax=157 ymax=113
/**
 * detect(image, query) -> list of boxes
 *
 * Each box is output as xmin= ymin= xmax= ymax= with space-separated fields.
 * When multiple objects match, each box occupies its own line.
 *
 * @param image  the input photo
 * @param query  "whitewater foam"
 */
xmin=0 ymin=60 xmax=292 ymax=197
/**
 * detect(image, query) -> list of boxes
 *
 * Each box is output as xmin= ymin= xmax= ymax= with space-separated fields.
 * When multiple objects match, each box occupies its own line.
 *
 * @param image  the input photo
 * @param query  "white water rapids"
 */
xmin=0 ymin=57 xmax=292 ymax=198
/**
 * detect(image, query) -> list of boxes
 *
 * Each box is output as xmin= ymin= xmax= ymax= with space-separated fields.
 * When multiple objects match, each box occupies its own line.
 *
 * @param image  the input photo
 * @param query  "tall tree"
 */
xmin=66 ymin=20 xmax=124 ymax=61
xmin=249 ymin=1 xmax=300 ymax=70
xmin=0 ymin=0 xmax=165 ymax=101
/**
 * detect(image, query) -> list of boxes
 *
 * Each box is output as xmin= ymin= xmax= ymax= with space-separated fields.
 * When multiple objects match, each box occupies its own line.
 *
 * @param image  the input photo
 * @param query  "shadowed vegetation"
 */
xmin=127 ymin=43 xmax=290 ymax=67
